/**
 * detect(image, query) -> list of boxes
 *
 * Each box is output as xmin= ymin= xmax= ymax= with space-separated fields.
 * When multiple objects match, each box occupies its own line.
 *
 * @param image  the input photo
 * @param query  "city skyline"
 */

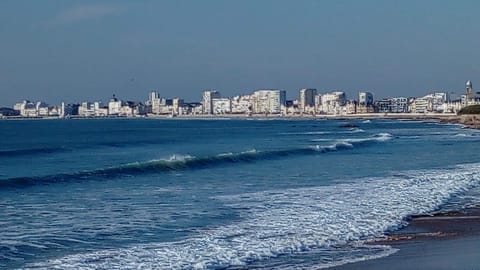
xmin=5 ymin=83 xmax=477 ymax=118
xmin=2 ymin=0 xmax=480 ymax=107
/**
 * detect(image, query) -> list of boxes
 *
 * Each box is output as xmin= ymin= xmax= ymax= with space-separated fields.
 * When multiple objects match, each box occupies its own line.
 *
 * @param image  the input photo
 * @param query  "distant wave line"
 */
xmin=0 ymin=147 xmax=70 ymax=157
xmin=0 ymin=133 xmax=393 ymax=188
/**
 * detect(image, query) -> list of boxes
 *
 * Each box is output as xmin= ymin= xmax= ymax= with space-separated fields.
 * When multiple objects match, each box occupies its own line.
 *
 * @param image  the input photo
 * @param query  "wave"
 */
xmin=0 ymin=139 xmax=174 ymax=159
xmin=311 ymin=133 xmax=393 ymax=144
xmin=26 ymin=163 xmax=480 ymax=270
xmin=279 ymin=131 xmax=330 ymax=135
xmin=454 ymin=133 xmax=477 ymax=138
xmin=341 ymin=132 xmax=393 ymax=144
xmin=350 ymin=128 xmax=365 ymax=133
xmin=0 ymin=147 xmax=69 ymax=157
xmin=0 ymin=134 xmax=392 ymax=188
xmin=280 ymin=129 xmax=366 ymax=136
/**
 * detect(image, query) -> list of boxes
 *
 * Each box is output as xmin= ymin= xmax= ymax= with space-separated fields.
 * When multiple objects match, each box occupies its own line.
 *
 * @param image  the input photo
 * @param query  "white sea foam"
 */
xmin=453 ymin=133 xmax=477 ymax=138
xmin=350 ymin=128 xmax=365 ymax=133
xmin=338 ymin=133 xmax=393 ymax=144
xmin=309 ymin=138 xmax=334 ymax=142
xmin=240 ymin=149 xmax=257 ymax=154
xmin=26 ymin=163 xmax=480 ymax=270
xmin=280 ymin=129 xmax=366 ymax=136
xmin=165 ymin=154 xmax=194 ymax=162
xmin=361 ymin=120 xmax=371 ymax=123
xmin=311 ymin=133 xmax=393 ymax=144
xmin=280 ymin=131 xmax=330 ymax=135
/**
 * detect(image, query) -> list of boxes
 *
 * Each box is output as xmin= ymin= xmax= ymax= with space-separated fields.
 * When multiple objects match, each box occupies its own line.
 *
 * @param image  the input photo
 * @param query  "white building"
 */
xmin=410 ymin=98 xmax=430 ymax=113
xmin=60 ymin=102 xmax=65 ymax=118
xmin=36 ymin=102 xmax=49 ymax=116
xmin=108 ymin=95 xmax=122 ymax=115
xmin=212 ymin=98 xmax=231 ymax=114
xmin=14 ymin=100 xmax=37 ymax=117
xmin=318 ymin=91 xmax=346 ymax=115
xmin=78 ymin=102 xmax=96 ymax=117
xmin=231 ymin=95 xmax=253 ymax=114
xmin=78 ymin=101 xmax=107 ymax=117
xmin=391 ymin=97 xmax=409 ymax=113
xmin=172 ymin=98 xmax=183 ymax=115
xmin=299 ymin=88 xmax=317 ymax=113
xmin=202 ymin=90 xmax=221 ymax=114
xmin=119 ymin=105 xmax=134 ymax=116
xmin=96 ymin=103 xmax=108 ymax=116
xmin=410 ymin=93 xmax=449 ymax=113
xmin=149 ymin=91 xmax=162 ymax=114
xmin=252 ymin=90 xmax=286 ymax=114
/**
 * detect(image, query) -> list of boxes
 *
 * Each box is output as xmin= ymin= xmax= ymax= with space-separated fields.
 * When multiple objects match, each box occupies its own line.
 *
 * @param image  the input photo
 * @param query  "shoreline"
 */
xmin=331 ymin=208 xmax=480 ymax=270
xmin=2 ymin=113 xmax=479 ymax=130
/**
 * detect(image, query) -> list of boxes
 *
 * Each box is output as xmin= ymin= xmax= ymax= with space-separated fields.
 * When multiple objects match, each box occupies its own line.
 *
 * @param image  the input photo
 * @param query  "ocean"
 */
xmin=1 ymin=118 xmax=480 ymax=269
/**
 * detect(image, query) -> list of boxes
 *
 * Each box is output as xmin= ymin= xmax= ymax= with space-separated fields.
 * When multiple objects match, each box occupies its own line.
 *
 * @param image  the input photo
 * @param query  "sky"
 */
xmin=1 ymin=0 xmax=480 ymax=107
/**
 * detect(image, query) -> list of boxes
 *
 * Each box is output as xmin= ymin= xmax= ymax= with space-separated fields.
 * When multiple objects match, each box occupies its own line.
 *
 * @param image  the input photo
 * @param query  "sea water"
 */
xmin=1 ymin=118 xmax=480 ymax=269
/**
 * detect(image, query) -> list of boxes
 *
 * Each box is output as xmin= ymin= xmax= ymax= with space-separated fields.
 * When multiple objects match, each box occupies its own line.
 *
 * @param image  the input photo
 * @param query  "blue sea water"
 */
xmin=1 ymin=118 xmax=480 ymax=269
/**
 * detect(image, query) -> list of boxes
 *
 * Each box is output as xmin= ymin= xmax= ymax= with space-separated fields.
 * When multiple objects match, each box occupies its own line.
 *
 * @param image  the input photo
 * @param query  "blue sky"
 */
xmin=1 ymin=0 xmax=480 ymax=106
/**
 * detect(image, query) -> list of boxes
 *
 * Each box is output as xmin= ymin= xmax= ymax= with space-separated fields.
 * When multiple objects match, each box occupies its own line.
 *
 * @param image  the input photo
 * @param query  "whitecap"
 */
xmin=27 ymin=163 xmax=480 ymax=270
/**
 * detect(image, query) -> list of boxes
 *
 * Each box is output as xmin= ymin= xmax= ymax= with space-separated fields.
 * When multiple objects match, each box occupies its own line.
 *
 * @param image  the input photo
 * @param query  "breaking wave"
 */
xmin=0 ymin=134 xmax=393 ymax=188
xmin=25 ymin=163 xmax=480 ymax=270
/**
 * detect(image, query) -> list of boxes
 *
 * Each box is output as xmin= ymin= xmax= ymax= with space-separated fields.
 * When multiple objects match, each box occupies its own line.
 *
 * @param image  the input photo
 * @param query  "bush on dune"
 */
xmin=458 ymin=105 xmax=480 ymax=115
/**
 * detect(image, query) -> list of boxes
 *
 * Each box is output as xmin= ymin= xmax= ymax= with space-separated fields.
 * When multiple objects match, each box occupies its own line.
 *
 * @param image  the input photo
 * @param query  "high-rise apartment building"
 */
xmin=252 ymin=89 xmax=286 ymax=114
xmin=149 ymin=91 xmax=162 ymax=114
xmin=358 ymin=92 xmax=374 ymax=106
xmin=202 ymin=90 xmax=221 ymax=114
xmin=299 ymin=88 xmax=317 ymax=112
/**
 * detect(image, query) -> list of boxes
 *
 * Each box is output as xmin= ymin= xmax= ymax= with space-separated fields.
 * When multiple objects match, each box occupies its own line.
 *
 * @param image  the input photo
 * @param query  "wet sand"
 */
xmin=331 ymin=209 xmax=480 ymax=270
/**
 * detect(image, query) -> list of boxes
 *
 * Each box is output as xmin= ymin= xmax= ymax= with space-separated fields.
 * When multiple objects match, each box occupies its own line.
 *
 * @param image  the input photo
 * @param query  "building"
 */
xmin=374 ymin=99 xmax=392 ymax=113
xmin=390 ymin=97 xmax=409 ymax=113
xmin=78 ymin=102 xmax=95 ymax=117
xmin=252 ymin=89 xmax=286 ymax=114
xmin=374 ymin=97 xmax=409 ymax=113
xmin=410 ymin=98 xmax=430 ymax=113
xmin=108 ymin=95 xmax=122 ymax=115
xmin=356 ymin=92 xmax=374 ymax=114
xmin=358 ymin=92 xmax=374 ymax=106
xmin=318 ymin=91 xmax=346 ymax=114
xmin=186 ymin=102 xmax=203 ymax=115
xmin=14 ymin=100 xmax=37 ymax=117
xmin=463 ymin=80 xmax=480 ymax=107
xmin=344 ymin=100 xmax=357 ymax=114
xmin=36 ymin=102 xmax=49 ymax=116
xmin=202 ymin=90 xmax=221 ymax=114
xmin=299 ymin=88 xmax=317 ymax=113
xmin=231 ymin=95 xmax=253 ymax=114
xmin=172 ymin=98 xmax=183 ymax=115
xmin=212 ymin=98 xmax=231 ymax=114
xmin=148 ymin=91 xmax=162 ymax=114
xmin=466 ymin=80 xmax=473 ymax=106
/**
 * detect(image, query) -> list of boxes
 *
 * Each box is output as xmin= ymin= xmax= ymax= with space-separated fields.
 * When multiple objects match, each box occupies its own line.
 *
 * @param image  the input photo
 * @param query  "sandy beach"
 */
xmin=331 ymin=208 xmax=480 ymax=270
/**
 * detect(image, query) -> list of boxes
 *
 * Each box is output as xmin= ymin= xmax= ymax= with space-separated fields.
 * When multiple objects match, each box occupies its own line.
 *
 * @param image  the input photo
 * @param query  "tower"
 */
xmin=466 ymin=80 xmax=473 ymax=106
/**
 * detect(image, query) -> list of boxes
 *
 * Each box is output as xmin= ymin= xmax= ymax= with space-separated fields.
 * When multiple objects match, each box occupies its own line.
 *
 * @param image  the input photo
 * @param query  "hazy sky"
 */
xmin=1 ymin=0 xmax=480 ymax=106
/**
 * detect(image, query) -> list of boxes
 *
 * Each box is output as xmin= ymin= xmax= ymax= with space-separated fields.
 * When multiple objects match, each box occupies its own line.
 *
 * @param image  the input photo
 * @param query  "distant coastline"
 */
xmin=3 ymin=112 xmax=480 ymax=129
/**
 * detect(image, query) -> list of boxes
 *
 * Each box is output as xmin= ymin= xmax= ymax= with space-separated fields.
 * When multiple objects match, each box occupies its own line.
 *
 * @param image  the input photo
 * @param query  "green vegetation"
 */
xmin=458 ymin=105 xmax=480 ymax=115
